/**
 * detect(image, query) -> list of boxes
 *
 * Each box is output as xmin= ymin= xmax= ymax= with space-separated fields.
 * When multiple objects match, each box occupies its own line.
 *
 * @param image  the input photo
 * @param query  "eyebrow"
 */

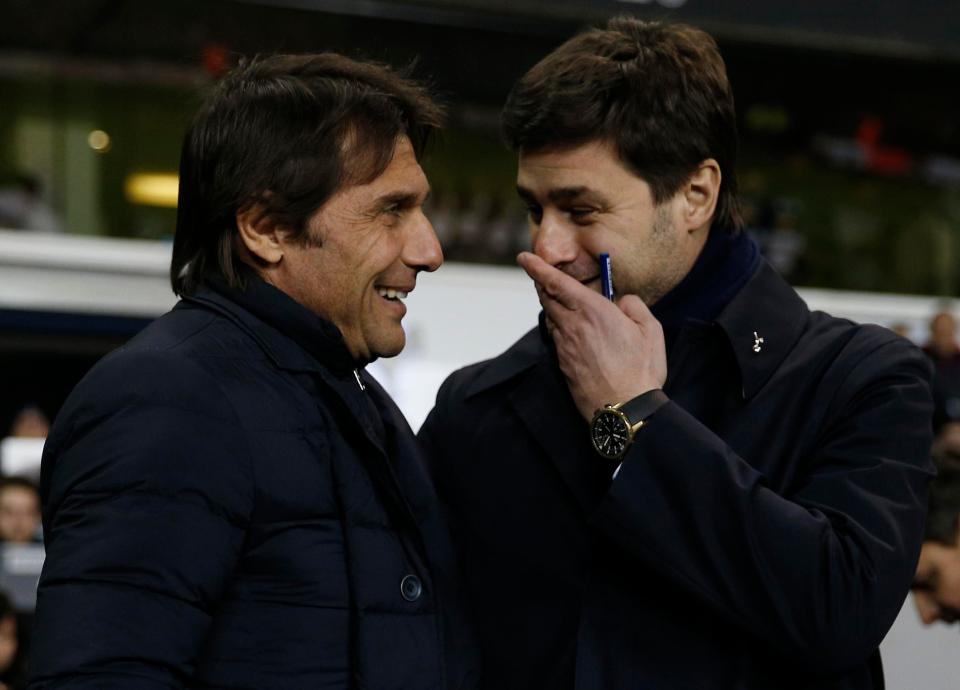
xmin=373 ymin=189 xmax=429 ymax=208
xmin=516 ymin=185 xmax=606 ymax=205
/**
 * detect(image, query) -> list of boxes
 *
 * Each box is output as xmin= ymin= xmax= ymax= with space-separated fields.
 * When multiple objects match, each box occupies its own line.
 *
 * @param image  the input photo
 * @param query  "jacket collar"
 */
xmin=183 ymin=275 xmax=357 ymax=375
xmin=464 ymin=319 xmax=546 ymax=399
xmin=464 ymin=260 xmax=809 ymax=403
xmin=714 ymin=259 xmax=809 ymax=399
xmin=652 ymin=225 xmax=760 ymax=333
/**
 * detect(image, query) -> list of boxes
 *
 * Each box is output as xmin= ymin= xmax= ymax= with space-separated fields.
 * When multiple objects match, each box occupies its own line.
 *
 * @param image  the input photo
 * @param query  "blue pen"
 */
xmin=599 ymin=252 xmax=615 ymax=301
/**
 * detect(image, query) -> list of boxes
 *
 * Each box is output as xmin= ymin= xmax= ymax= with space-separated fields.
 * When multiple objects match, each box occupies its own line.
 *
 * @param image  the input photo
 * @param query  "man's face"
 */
xmin=931 ymin=313 xmax=958 ymax=357
xmin=913 ymin=530 xmax=960 ymax=625
xmin=0 ymin=486 xmax=41 ymax=543
xmin=516 ymin=139 xmax=707 ymax=306
xmin=270 ymin=136 xmax=441 ymax=362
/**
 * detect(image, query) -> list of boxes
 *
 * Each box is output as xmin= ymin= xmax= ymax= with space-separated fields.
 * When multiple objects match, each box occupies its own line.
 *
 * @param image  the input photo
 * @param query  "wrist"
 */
xmin=618 ymin=388 xmax=669 ymax=424
xmin=589 ymin=389 xmax=669 ymax=461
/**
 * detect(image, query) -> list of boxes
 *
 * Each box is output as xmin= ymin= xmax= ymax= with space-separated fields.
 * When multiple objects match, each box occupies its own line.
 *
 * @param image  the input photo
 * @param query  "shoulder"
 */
xmin=43 ymin=304 xmax=272 ymax=478
xmin=62 ymin=306 xmax=256 ymax=428
xmin=42 ymin=309 xmax=261 ymax=519
xmin=794 ymin=314 xmax=934 ymax=433
xmin=121 ymin=300 xmax=269 ymax=368
xmin=420 ymin=326 xmax=543 ymax=446
xmin=805 ymin=312 xmax=931 ymax=381
xmin=434 ymin=325 xmax=543 ymax=408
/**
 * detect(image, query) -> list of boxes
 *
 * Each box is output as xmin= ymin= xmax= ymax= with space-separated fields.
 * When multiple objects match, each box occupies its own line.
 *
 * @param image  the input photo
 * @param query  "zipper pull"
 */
xmin=353 ymin=368 xmax=366 ymax=391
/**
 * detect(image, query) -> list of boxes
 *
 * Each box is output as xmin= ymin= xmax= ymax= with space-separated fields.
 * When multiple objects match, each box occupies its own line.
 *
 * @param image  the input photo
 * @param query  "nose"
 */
xmin=532 ymin=212 xmax=578 ymax=268
xmin=404 ymin=210 xmax=443 ymax=273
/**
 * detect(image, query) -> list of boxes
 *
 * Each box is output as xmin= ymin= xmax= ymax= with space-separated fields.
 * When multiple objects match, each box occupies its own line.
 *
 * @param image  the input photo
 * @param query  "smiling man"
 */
xmin=420 ymin=18 xmax=935 ymax=690
xmin=30 ymin=54 xmax=478 ymax=690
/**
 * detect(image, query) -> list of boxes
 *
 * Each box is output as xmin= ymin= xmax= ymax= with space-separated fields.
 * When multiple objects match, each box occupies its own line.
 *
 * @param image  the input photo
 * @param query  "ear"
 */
xmin=236 ymin=202 xmax=285 ymax=265
xmin=680 ymin=159 xmax=721 ymax=231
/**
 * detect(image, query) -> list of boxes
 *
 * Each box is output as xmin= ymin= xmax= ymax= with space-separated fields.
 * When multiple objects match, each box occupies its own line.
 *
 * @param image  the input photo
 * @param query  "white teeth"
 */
xmin=376 ymin=287 xmax=408 ymax=300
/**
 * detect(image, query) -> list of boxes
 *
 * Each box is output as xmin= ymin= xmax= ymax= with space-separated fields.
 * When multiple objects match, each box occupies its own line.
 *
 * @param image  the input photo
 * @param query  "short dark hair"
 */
xmin=171 ymin=53 xmax=445 ymax=296
xmin=502 ymin=17 xmax=741 ymax=232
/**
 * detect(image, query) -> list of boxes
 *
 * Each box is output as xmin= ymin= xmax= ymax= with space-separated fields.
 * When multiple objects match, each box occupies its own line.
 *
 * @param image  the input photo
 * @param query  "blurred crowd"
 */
xmin=0 ymin=175 xmax=62 ymax=235
xmin=913 ymin=310 xmax=960 ymax=627
xmin=0 ymin=406 xmax=46 ymax=690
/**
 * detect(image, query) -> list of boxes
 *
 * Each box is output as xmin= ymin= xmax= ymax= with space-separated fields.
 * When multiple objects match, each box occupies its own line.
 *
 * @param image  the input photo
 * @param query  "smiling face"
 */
xmin=261 ymin=135 xmax=441 ymax=362
xmin=517 ymin=139 xmax=713 ymax=306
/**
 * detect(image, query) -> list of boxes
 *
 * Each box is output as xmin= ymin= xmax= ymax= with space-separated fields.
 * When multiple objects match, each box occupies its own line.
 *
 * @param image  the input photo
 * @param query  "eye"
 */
xmin=568 ymin=207 xmax=597 ymax=223
xmin=525 ymin=204 xmax=543 ymax=224
xmin=380 ymin=202 xmax=406 ymax=226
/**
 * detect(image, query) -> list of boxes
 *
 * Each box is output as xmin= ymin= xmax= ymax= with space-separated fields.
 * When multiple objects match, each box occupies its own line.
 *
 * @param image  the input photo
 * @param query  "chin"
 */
xmin=370 ymin=333 xmax=406 ymax=360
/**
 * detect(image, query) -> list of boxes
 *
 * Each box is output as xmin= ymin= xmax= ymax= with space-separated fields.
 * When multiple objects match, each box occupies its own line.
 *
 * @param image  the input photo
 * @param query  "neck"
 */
xmin=650 ymin=226 xmax=760 ymax=333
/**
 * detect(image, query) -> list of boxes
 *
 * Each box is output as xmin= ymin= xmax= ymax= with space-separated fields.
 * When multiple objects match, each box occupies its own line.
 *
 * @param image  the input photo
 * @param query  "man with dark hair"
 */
xmin=914 ymin=425 xmax=960 ymax=625
xmin=924 ymin=310 xmax=960 ymax=431
xmin=30 ymin=53 xmax=478 ymax=689
xmin=0 ymin=478 xmax=41 ymax=544
xmin=0 ymin=174 xmax=62 ymax=233
xmin=420 ymin=18 xmax=933 ymax=690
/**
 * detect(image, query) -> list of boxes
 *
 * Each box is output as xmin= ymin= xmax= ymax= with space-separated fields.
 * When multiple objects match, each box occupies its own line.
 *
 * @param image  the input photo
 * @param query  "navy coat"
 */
xmin=420 ymin=261 xmax=934 ymax=690
xmin=30 ymin=278 xmax=478 ymax=689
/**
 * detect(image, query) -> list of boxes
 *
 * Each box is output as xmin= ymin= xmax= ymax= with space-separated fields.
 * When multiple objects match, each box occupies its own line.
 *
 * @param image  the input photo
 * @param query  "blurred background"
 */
xmin=1 ymin=0 xmax=960 ymax=687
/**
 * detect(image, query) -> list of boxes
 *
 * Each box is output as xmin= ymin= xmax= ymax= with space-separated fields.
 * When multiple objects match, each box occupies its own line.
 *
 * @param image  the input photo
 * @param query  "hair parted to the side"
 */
xmin=171 ymin=53 xmax=445 ymax=296
xmin=502 ymin=17 xmax=742 ymax=232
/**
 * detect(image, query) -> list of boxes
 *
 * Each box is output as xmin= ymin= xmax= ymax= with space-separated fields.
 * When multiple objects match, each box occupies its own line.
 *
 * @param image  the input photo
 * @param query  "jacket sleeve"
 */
xmin=29 ymin=351 xmax=255 ymax=689
xmin=591 ymin=336 xmax=934 ymax=674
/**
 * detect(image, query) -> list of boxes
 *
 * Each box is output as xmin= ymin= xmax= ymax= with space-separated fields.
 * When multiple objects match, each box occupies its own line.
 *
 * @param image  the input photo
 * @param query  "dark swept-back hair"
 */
xmin=502 ymin=17 xmax=741 ymax=232
xmin=171 ymin=53 xmax=445 ymax=296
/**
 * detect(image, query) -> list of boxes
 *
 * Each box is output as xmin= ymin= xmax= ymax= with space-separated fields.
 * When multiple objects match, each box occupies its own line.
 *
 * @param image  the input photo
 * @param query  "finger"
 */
xmin=517 ymin=252 xmax=590 ymax=311
xmin=544 ymin=314 xmax=557 ymax=338
xmin=538 ymin=287 xmax=573 ymax=329
xmin=618 ymin=294 xmax=659 ymax=329
xmin=616 ymin=294 xmax=651 ymax=321
xmin=913 ymin=590 xmax=940 ymax=625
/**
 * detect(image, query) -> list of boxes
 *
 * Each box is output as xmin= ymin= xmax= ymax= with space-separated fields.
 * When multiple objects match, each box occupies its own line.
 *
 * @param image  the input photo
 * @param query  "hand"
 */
xmin=913 ymin=541 xmax=960 ymax=625
xmin=517 ymin=252 xmax=667 ymax=421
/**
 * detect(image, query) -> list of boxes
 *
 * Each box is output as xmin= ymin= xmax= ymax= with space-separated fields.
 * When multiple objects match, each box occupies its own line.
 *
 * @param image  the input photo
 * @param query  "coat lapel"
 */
xmin=508 ymin=356 xmax=610 ymax=515
xmin=311 ymin=366 xmax=388 ymax=458
xmin=377 ymin=394 xmax=458 ymax=564
xmin=374 ymin=391 xmax=436 ymax=520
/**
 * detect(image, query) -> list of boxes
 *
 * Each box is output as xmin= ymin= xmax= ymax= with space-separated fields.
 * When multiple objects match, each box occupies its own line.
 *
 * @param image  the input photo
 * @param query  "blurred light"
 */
xmin=202 ymin=41 xmax=231 ymax=77
xmin=745 ymin=105 xmax=790 ymax=134
xmin=87 ymin=129 xmax=112 ymax=153
xmin=618 ymin=0 xmax=687 ymax=6
xmin=125 ymin=173 xmax=179 ymax=208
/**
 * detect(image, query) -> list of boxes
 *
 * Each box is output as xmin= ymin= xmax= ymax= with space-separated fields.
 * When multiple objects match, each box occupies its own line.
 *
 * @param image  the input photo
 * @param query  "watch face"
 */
xmin=591 ymin=410 xmax=630 ymax=460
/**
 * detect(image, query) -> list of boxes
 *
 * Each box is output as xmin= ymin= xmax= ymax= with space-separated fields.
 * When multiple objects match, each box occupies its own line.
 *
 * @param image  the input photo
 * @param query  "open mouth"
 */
xmin=376 ymin=286 xmax=410 ymax=302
